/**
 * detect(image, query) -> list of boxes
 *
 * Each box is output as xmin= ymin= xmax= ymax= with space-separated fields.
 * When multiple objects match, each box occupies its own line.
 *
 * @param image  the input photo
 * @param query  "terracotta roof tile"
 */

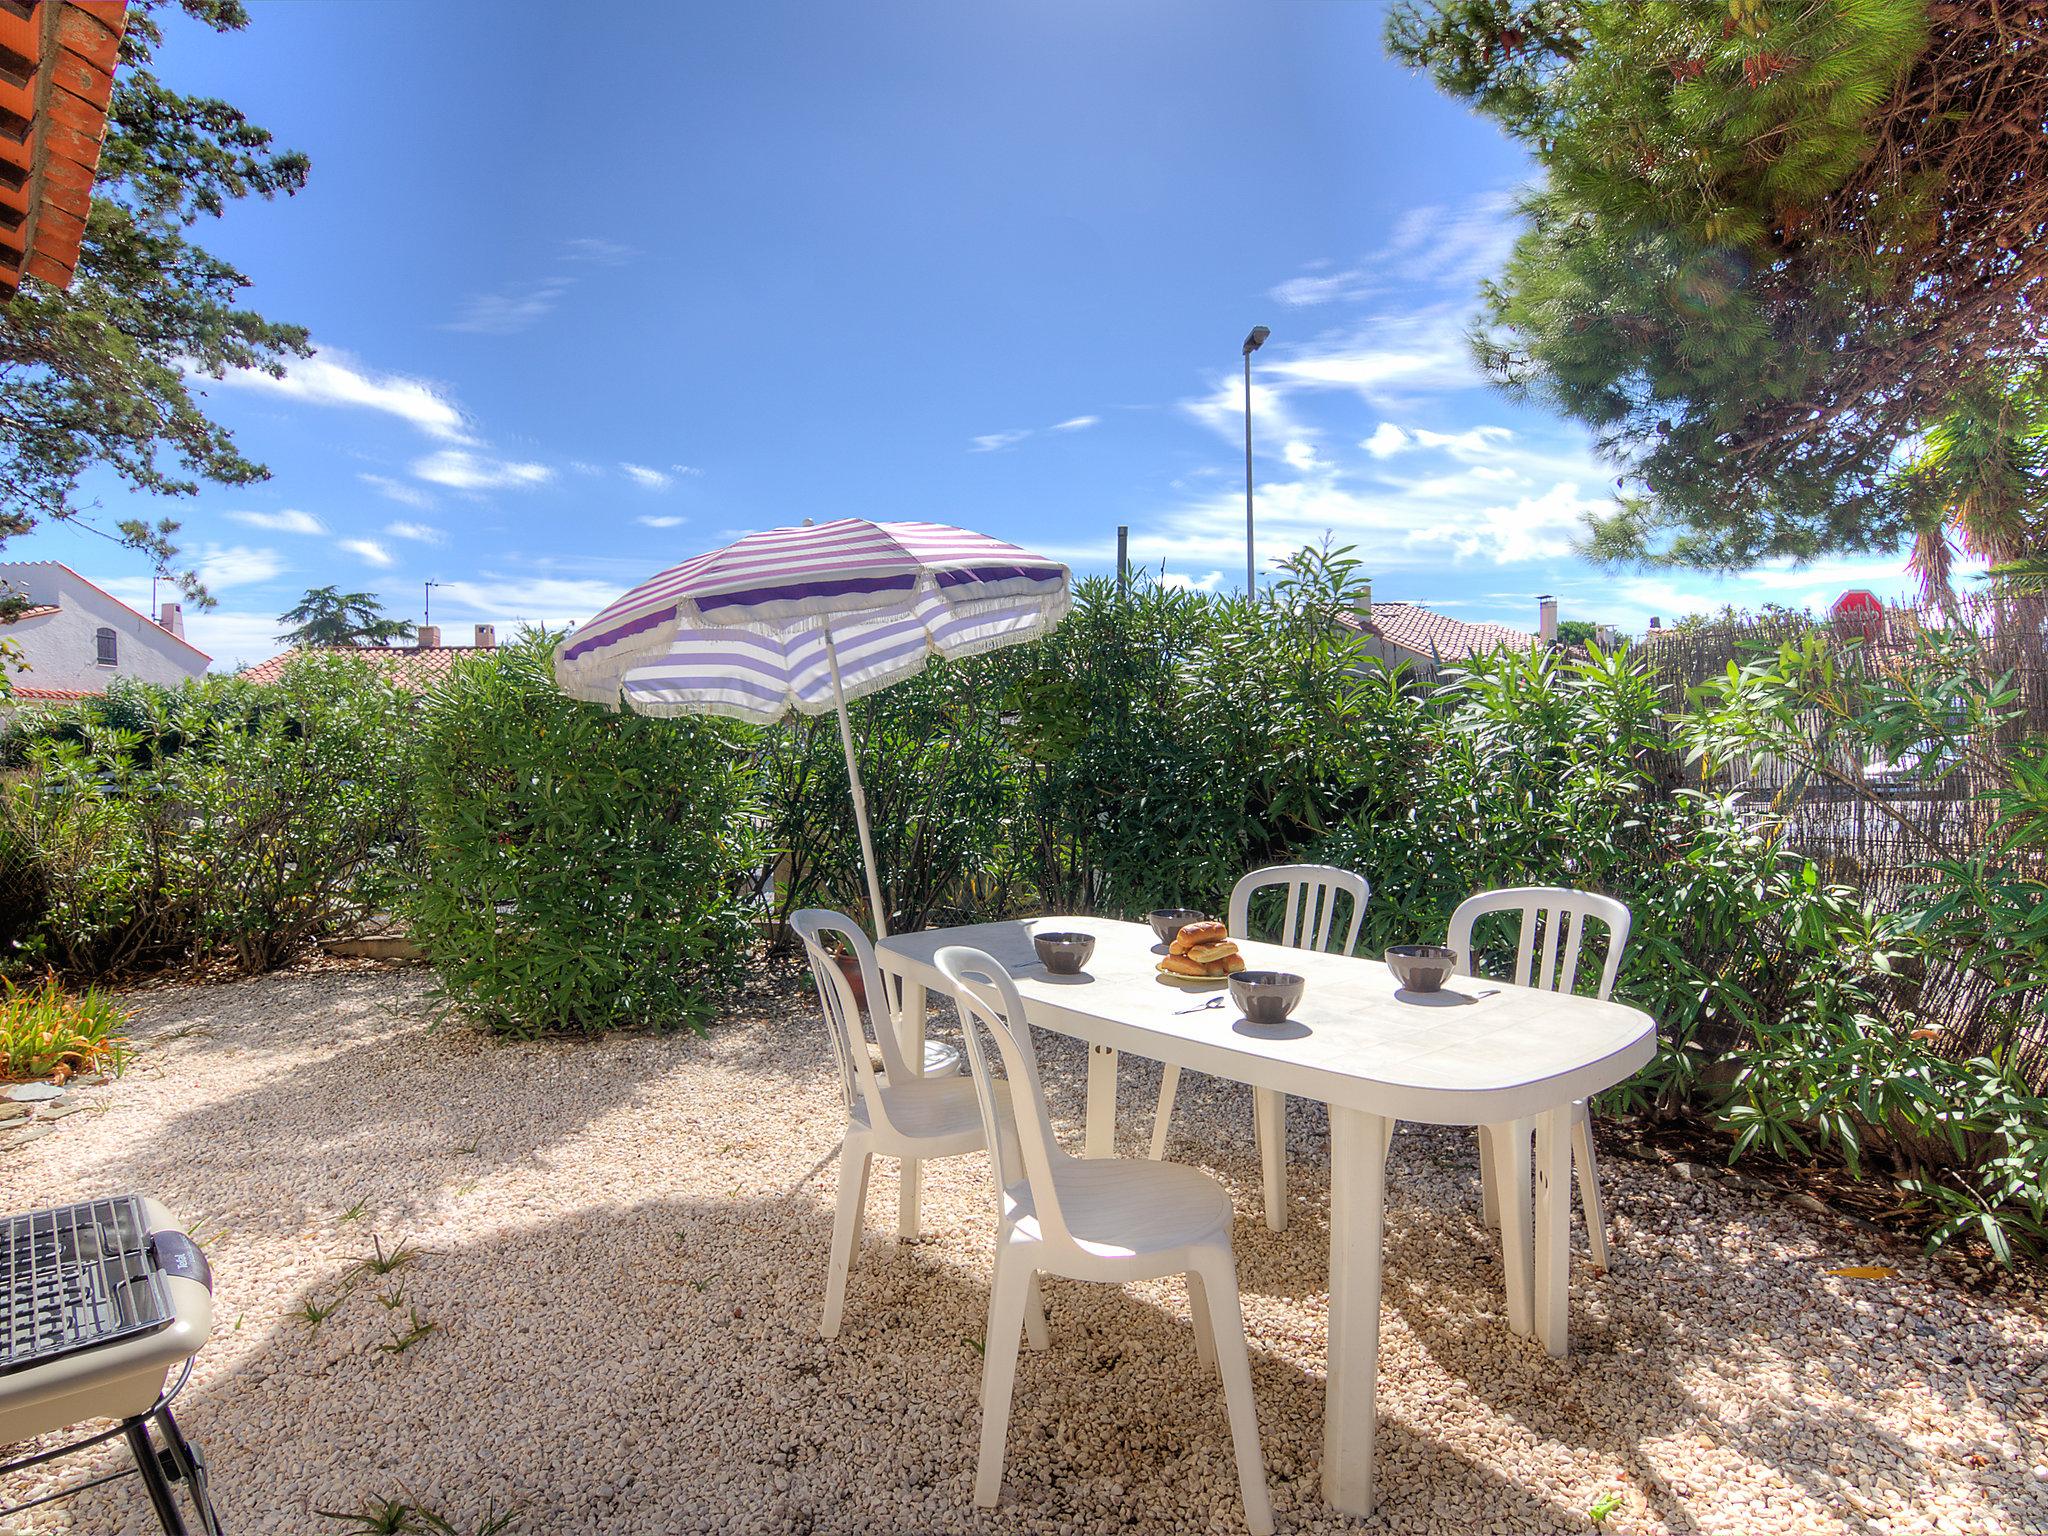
xmin=1337 ymin=602 xmax=1535 ymax=661
xmin=240 ymin=645 xmax=488 ymax=691
xmin=6 ymin=685 xmax=99 ymax=702
xmin=0 ymin=604 xmax=61 ymax=624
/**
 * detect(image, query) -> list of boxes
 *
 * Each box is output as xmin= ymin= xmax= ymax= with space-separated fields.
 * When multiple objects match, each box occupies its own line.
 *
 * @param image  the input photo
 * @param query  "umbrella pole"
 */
xmin=822 ymin=620 xmax=890 ymax=939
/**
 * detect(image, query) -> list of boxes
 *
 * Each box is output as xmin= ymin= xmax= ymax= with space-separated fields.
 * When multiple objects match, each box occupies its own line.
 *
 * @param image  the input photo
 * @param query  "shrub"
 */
xmin=407 ymin=631 xmax=765 ymax=1036
xmin=166 ymin=654 xmax=421 ymax=970
xmin=0 ymin=659 xmax=419 ymax=977
xmin=0 ymin=974 xmax=129 ymax=1081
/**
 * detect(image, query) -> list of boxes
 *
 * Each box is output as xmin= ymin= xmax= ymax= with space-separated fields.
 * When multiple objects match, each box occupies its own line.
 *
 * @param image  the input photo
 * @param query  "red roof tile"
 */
xmin=0 ymin=604 xmax=62 ymax=624
xmin=5 ymin=685 xmax=99 ymax=702
xmin=1337 ymin=602 xmax=1535 ymax=662
xmin=240 ymin=645 xmax=488 ymax=691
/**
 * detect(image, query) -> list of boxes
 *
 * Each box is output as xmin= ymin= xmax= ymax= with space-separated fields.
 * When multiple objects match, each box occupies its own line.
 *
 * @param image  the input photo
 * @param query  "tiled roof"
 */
xmin=240 ymin=645 xmax=487 ymax=690
xmin=1337 ymin=602 xmax=1536 ymax=661
xmin=0 ymin=3 xmax=128 ymax=298
xmin=5 ymin=685 xmax=99 ymax=702
xmin=0 ymin=604 xmax=61 ymax=624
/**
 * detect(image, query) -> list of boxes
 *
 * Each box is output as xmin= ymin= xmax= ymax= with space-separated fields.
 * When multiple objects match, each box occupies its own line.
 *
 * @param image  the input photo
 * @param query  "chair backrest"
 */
xmin=1445 ymin=886 xmax=1631 ymax=1001
xmin=1229 ymin=863 xmax=1369 ymax=956
xmin=935 ymin=945 xmax=1075 ymax=1249
xmin=790 ymin=909 xmax=914 ymax=1128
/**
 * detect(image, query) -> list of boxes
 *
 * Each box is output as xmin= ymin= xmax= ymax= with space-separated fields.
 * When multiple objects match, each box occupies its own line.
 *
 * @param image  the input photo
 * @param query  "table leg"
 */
xmin=1488 ymin=1116 xmax=1534 ymax=1338
xmin=1323 ymin=1105 xmax=1390 ymax=1518
xmin=1085 ymin=1044 xmax=1118 ymax=1158
xmin=892 ymin=976 xmax=927 ymax=1240
xmin=1534 ymin=1105 xmax=1571 ymax=1356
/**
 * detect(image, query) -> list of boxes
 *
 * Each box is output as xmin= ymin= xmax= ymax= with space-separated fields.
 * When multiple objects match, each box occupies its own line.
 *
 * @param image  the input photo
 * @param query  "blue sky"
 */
xmin=23 ymin=0 xmax=1932 ymax=670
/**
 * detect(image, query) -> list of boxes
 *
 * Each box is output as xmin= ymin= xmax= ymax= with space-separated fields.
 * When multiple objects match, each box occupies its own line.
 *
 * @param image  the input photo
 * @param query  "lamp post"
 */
xmin=1242 ymin=324 xmax=1269 ymax=596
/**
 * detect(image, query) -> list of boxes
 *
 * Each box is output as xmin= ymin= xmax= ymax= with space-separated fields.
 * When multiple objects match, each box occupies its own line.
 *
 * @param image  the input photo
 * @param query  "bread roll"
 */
xmin=1217 ymin=952 xmax=1248 ymax=975
xmin=1185 ymin=940 xmax=1240 ymax=965
xmin=1169 ymin=920 xmax=1228 ymax=955
xmin=1159 ymin=953 xmax=1215 ymax=978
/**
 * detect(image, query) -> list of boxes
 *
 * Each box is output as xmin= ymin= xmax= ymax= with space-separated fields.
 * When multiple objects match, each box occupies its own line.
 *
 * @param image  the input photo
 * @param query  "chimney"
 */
xmin=473 ymin=623 xmax=496 ymax=649
xmin=1597 ymin=624 xmax=1619 ymax=650
xmin=1648 ymin=616 xmax=1662 ymax=631
xmin=1537 ymin=594 xmax=1558 ymax=647
xmin=156 ymin=601 xmax=184 ymax=639
xmin=1354 ymin=577 xmax=1372 ymax=622
xmin=416 ymin=623 xmax=442 ymax=648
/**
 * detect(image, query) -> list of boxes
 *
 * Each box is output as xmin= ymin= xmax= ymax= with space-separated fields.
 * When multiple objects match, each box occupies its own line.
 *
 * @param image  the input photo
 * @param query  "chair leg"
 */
xmin=1253 ymin=1089 xmax=1287 ymax=1232
xmin=1572 ymin=1101 xmax=1611 ymax=1272
xmin=1023 ymin=1269 xmax=1051 ymax=1351
xmin=1477 ymin=1124 xmax=1500 ymax=1228
xmin=1187 ymin=1268 xmax=1217 ymax=1370
xmin=976 ymin=1252 xmax=1033 ymax=1508
xmin=1193 ymin=1253 xmax=1275 ymax=1536
xmin=1150 ymin=1065 xmax=1181 ymax=1160
xmin=820 ymin=1137 xmax=872 ymax=1340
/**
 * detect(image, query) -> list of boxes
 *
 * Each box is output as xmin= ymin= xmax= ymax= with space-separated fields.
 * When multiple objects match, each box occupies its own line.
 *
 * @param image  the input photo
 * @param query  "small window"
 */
xmin=94 ymin=626 xmax=117 ymax=667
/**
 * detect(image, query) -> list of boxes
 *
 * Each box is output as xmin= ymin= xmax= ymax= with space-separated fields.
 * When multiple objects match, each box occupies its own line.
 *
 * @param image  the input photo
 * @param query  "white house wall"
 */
xmin=0 ymin=562 xmax=209 ymax=692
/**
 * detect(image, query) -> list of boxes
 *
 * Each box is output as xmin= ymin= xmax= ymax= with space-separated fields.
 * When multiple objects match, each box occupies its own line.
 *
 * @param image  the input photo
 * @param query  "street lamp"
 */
xmin=1242 ymin=324 xmax=1269 ymax=596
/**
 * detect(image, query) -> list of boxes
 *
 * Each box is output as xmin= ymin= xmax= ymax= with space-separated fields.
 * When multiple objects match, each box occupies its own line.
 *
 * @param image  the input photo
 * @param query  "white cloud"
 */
xmin=227 ymin=508 xmax=325 ymax=536
xmin=1379 ymin=190 xmax=1523 ymax=291
xmin=670 ymin=463 xmax=704 ymax=476
xmin=206 ymin=348 xmax=470 ymax=442
xmin=1263 ymin=308 xmax=1478 ymax=402
xmin=339 ymin=538 xmax=394 ymax=568
xmin=1160 ymin=570 xmax=1224 ymax=593
xmin=1271 ymin=269 xmax=1374 ymax=307
xmin=1282 ymin=440 xmax=1321 ymax=471
xmin=433 ymin=576 xmax=629 ymax=631
xmin=1180 ymin=375 xmax=1303 ymax=445
xmin=620 ymin=462 xmax=672 ymax=490
xmin=563 ymin=237 xmax=639 ymax=266
xmin=411 ymin=449 xmax=555 ymax=492
xmin=637 ymin=514 xmax=686 ymax=529
xmin=193 ymin=544 xmax=286 ymax=590
xmin=445 ymin=278 xmax=573 ymax=336
xmin=385 ymin=521 xmax=444 ymax=545
xmin=1051 ymin=415 xmax=1100 ymax=432
xmin=971 ymin=430 xmax=1030 ymax=453
xmin=1362 ymin=423 xmax=1411 ymax=458
xmin=359 ymin=473 xmax=436 ymax=511
xmin=188 ymin=609 xmax=292 ymax=673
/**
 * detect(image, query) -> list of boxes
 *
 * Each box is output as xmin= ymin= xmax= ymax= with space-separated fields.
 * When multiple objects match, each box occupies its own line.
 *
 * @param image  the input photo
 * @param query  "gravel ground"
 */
xmin=1 ymin=964 xmax=2043 ymax=1536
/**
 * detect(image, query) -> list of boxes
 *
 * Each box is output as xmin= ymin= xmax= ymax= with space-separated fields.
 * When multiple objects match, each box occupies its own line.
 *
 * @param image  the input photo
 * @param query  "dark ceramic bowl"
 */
xmin=1033 ymin=932 xmax=1096 ymax=975
xmin=1148 ymin=908 xmax=1210 ymax=946
xmin=1229 ymin=970 xmax=1305 ymax=1025
xmin=1386 ymin=944 xmax=1459 ymax=993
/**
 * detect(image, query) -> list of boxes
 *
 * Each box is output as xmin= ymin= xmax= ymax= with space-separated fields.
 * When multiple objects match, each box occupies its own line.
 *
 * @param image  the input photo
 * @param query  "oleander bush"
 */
xmin=775 ymin=549 xmax=2047 ymax=1261
xmin=0 ymin=656 xmax=419 ymax=976
xmin=406 ymin=631 xmax=764 ymax=1037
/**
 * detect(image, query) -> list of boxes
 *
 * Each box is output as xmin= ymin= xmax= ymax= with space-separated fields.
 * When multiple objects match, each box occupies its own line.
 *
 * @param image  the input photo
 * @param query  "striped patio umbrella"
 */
xmin=554 ymin=518 xmax=1071 ymax=936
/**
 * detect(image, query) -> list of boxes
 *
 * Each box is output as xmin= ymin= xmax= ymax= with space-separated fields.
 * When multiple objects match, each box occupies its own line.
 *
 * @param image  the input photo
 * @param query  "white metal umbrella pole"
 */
xmin=821 ymin=618 xmax=889 ymax=940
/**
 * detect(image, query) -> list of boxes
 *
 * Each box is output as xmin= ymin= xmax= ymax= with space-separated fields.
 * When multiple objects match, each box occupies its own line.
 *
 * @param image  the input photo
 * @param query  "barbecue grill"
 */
xmin=0 ymin=1195 xmax=222 ymax=1534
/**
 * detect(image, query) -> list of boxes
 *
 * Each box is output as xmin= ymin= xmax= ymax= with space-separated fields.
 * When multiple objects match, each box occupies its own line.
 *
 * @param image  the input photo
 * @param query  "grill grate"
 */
xmin=2 ymin=1196 xmax=174 ymax=1376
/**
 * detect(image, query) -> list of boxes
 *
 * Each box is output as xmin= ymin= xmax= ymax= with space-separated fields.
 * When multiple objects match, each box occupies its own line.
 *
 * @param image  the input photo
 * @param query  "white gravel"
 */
xmin=1 ymin=963 xmax=2042 ymax=1535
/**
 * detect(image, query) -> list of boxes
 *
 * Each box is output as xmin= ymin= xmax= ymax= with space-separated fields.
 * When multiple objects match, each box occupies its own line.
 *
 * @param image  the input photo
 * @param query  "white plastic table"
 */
xmin=876 ymin=914 xmax=1656 ymax=1518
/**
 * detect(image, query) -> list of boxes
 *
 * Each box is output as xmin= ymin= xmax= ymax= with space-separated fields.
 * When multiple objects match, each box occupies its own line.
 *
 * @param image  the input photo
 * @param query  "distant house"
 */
xmin=0 ymin=560 xmax=211 ymax=706
xmin=1336 ymin=586 xmax=1550 ymax=685
xmin=241 ymin=624 xmax=502 ymax=691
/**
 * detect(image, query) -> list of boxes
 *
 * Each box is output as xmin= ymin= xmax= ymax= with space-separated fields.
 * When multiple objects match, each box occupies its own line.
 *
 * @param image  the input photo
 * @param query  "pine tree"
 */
xmin=278 ymin=588 xmax=415 ymax=648
xmin=1386 ymin=1 xmax=2047 ymax=594
xmin=0 ymin=1 xmax=310 ymax=616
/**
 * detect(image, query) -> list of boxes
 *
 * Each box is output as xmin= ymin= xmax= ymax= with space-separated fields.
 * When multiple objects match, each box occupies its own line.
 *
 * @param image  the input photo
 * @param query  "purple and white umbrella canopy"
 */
xmin=554 ymin=518 xmax=1071 ymax=935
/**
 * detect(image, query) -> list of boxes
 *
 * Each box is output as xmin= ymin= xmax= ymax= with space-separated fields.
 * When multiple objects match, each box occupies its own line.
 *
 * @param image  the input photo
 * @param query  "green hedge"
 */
xmin=405 ymin=633 xmax=764 ymax=1037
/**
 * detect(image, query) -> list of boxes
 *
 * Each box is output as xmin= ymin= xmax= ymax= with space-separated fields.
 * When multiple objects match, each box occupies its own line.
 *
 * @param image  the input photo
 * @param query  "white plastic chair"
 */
xmin=1150 ymin=863 xmax=1369 ymax=1233
xmin=937 ymin=945 xmax=1275 ymax=1536
xmin=1447 ymin=887 xmax=1631 ymax=1271
xmin=792 ymin=909 xmax=995 ymax=1339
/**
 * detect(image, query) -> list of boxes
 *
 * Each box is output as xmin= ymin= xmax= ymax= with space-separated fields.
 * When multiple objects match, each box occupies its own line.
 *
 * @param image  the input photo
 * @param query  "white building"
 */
xmin=0 ymin=561 xmax=211 ymax=704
